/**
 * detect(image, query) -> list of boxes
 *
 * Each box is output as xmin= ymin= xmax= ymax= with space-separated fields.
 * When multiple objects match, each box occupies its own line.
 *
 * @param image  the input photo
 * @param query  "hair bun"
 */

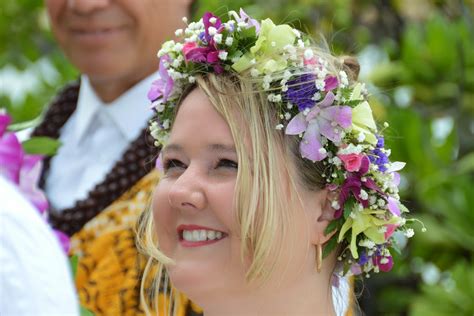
xmin=340 ymin=56 xmax=360 ymax=81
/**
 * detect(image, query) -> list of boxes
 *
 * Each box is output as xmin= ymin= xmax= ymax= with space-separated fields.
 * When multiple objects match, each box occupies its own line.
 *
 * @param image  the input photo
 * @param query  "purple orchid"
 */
xmin=203 ymin=12 xmax=223 ymax=43
xmin=0 ymin=113 xmax=70 ymax=252
xmin=0 ymin=113 xmax=11 ymax=136
xmin=19 ymin=155 xmax=49 ymax=214
xmin=335 ymin=156 xmax=385 ymax=218
xmin=0 ymin=132 xmax=23 ymax=183
xmin=324 ymin=76 xmax=339 ymax=91
xmin=148 ymin=54 xmax=174 ymax=102
xmin=285 ymin=91 xmax=352 ymax=162
xmin=235 ymin=8 xmax=261 ymax=33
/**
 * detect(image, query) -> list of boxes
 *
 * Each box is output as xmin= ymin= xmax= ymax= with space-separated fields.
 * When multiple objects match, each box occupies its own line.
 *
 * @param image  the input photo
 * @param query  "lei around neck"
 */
xmin=147 ymin=9 xmax=419 ymax=277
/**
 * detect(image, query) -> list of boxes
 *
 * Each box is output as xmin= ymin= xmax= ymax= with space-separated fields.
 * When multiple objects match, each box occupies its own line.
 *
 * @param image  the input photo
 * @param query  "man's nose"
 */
xmin=67 ymin=0 xmax=111 ymax=14
xmin=168 ymin=167 xmax=207 ymax=212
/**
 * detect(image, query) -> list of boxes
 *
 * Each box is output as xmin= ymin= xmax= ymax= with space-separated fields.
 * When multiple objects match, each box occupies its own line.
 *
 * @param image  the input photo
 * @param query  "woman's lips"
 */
xmin=177 ymin=224 xmax=227 ymax=248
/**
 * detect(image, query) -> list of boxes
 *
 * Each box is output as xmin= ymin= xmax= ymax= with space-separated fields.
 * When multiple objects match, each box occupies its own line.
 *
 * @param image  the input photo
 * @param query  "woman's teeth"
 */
xmin=182 ymin=229 xmax=223 ymax=242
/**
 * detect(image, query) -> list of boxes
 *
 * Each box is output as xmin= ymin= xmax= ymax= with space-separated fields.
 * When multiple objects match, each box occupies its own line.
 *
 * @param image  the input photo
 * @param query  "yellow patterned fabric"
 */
xmin=70 ymin=170 xmax=202 ymax=315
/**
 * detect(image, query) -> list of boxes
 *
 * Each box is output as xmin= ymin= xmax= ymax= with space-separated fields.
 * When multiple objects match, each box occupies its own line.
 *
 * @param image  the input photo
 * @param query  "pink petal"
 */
xmin=320 ymin=106 xmax=352 ymax=129
xmin=392 ymin=172 xmax=400 ymax=186
xmin=19 ymin=155 xmax=48 ymax=214
xmin=0 ymin=114 xmax=12 ymax=137
xmin=317 ymin=91 xmax=335 ymax=108
xmin=387 ymin=196 xmax=401 ymax=216
xmin=285 ymin=113 xmax=307 ymax=135
xmin=0 ymin=133 xmax=23 ymax=183
xmin=300 ymin=123 xmax=326 ymax=161
xmin=324 ymin=76 xmax=339 ymax=91
xmin=54 ymin=230 xmax=71 ymax=253
xmin=385 ymin=224 xmax=399 ymax=240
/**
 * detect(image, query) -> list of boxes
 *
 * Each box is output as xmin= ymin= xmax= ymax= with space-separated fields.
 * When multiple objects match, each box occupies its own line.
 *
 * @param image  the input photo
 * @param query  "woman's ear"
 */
xmin=310 ymin=188 xmax=337 ymax=245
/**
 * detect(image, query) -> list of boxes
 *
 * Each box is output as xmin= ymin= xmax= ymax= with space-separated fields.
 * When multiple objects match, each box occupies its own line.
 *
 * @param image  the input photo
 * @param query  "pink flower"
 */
xmin=374 ymin=255 xmax=393 ymax=272
xmin=182 ymin=42 xmax=198 ymax=56
xmin=338 ymin=153 xmax=364 ymax=172
xmin=384 ymin=224 xmax=399 ymax=240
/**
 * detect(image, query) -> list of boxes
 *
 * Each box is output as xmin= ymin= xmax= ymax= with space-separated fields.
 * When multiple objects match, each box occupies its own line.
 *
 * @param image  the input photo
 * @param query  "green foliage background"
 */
xmin=1 ymin=0 xmax=473 ymax=315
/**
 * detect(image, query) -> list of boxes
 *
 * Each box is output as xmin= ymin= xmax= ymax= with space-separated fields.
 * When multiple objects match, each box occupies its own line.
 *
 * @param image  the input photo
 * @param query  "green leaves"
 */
xmin=22 ymin=137 xmax=61 ymax=156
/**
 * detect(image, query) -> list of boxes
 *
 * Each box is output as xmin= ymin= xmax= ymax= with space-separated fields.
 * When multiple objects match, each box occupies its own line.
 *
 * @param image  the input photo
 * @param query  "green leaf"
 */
xmin=324 ymin=219 xmax=339 ymax=235
xmin=322 ymin=235 xmax=338 ymax=259
xmin=69 ymin=255 xmax=79 ymax=279
xmin=22 ymin=137 xmax=61 ymax=156
xmin=80 ymin=306 xmax=95 ymax=316
xmin=343 ymin=198 xmax=355 ymax=219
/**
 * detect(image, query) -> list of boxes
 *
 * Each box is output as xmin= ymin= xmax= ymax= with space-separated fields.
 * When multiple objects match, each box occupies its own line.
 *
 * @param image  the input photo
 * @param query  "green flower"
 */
xmin=338 ymin=209 xmax=401 ymax=259
xmin=232 ymin=19 xmax=296 ymax=74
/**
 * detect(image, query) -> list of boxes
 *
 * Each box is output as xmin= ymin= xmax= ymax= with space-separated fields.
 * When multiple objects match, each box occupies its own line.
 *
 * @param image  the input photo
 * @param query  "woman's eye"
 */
xmin=163 ymin=159 xmax=187 ymax=172
xmin=216 ymin=159 xmax=238 ymax=169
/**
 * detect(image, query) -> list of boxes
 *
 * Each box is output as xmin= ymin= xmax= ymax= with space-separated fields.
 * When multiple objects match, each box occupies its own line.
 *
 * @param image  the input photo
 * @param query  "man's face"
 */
xmin=46 ymin=0 xmax=189 ymax=85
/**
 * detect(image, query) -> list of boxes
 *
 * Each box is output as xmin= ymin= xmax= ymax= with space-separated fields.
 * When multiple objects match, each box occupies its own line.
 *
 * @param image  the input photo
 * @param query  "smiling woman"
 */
xmin=138 ymin=9 xmax=414 ymax=316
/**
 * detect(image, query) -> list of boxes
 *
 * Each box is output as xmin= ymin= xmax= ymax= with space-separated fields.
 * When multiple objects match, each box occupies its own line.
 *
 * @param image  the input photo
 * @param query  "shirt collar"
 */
xmin=75 ymin=72 xmax=158 ymax=143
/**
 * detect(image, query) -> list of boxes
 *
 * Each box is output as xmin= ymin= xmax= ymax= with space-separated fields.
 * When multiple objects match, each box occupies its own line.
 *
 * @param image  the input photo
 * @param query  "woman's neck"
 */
xmin=201 ymin=271 xmax=337 ymax=316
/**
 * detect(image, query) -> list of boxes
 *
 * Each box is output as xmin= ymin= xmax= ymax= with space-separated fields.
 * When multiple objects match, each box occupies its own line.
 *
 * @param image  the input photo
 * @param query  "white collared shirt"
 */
xmin=45 ymin=73 xmax=156 ymax=210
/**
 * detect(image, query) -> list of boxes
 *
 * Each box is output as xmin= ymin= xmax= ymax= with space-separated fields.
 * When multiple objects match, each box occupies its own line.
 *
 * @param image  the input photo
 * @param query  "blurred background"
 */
xmin=1 ymin=0 xmax=473 ymax=315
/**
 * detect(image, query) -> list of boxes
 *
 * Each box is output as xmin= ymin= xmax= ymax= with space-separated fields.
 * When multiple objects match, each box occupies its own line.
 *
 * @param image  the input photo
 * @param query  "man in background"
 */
xmin=33 ymin=1 xmax=201 ymax=314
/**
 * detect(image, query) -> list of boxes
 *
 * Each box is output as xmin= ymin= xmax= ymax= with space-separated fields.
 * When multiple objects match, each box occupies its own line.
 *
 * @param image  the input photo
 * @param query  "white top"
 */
xmin=45 ymin=73 xmax=157 ymax=210
xmin=0 ymin=177 xmax=79 ymax=316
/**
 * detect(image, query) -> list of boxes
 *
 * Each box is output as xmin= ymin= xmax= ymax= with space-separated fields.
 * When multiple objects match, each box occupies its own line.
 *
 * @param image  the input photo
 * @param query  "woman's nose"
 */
xmin=168 ymin=167 xmax=206 ymax=212
xmin=67 ymin=0 xmax=111 ymax=14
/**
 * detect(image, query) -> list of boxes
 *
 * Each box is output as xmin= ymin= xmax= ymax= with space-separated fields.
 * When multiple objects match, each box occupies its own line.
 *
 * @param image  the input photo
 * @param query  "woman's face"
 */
xmin=152 ymin=87 xmax=321 ymax=305
xmin=152 ymin=88 xmax=248 ymax=301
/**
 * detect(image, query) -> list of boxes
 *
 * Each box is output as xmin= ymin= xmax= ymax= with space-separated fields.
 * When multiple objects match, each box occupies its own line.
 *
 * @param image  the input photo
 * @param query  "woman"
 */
xmin=140 ymin=10 xmax=413 ymax=315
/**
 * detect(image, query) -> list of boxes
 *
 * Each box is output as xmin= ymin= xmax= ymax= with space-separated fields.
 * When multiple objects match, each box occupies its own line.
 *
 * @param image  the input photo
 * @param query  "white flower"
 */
xmin=208 ymin=26 xmax=217 ymax=36
xmin=292 ymin=29 xmax=301 ymax=38
xmin=379 ymin=257 xmax=389 ymax=264
xmin=331 ymin=200 xmax=340 ymax=209
xmin=275 ymin=124 xmax=284 ymax=130
xmin=332 ymin=156 xmax=342 ymax=166
xmin=267 ymin=94 xmax=282 ymax=102
xmin=311 ymin=92 xmax=321 ymax=101
xmin=359 ymin=189 xmax=369 ymax=200
xmin=250 ymin=68 xmax=260 ymax=77
xmin=319 ymin=148 xmax=327 ymax=155
xmin=297 ymin=39 xmax=305 ymax=48
xmin=237 ymin=21 xmax=248 ymax=28
xmin=284 ymin=112 xmax=292 ymax=120
xmin=315 ymin=79 xmax=325 ymax=90
xmin=357 ymin=132 xmax=366 ymax=142
xmin=218 ymin=51 xmax=228 ymax=60
xmin=225 ymin=37 xmax=234 ymax=46
xmin=304 ymin=49 xmax=314 ymax=60
xmin=162 ymin=119 xmax=170 ymax=130
xmin=182 ymin=16 xmax=188 ymax=23
xmin=339 ymin=70 xmax=349 ymax=87
xmin=188 ymin=76 xmax=196 ymax=83
xmin=377 ymin=199 xmax=386 ymax=207
xmin=175 ymin=29 xmax=183 ymax=36
xmin=359 ymin=239 xmax=375 ymax=248
xmin=213 ymin=33 xmax=223 ymax=44
xmin=405 ymin=229 xmax=415 ymax=238
xmin=209 ymin=17 xmax=217 ymax=24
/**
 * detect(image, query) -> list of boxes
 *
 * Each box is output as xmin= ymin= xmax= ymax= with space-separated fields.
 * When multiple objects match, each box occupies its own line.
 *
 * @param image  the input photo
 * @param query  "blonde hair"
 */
xmin=137 ymin=47 xmax=359 ymax=315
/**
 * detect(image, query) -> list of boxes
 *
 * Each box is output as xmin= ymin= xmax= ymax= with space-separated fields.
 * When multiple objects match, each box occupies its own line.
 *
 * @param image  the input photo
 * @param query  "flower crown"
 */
xmin=148 ymin=10 xmax=417 ymax=277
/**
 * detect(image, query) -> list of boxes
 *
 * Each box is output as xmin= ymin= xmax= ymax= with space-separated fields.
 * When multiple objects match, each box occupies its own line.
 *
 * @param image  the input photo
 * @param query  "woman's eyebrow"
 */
xmin=207 ymin=144 xmax=237 ymax=154
xmin=162 ymin=143 xmax=183 ymax=154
